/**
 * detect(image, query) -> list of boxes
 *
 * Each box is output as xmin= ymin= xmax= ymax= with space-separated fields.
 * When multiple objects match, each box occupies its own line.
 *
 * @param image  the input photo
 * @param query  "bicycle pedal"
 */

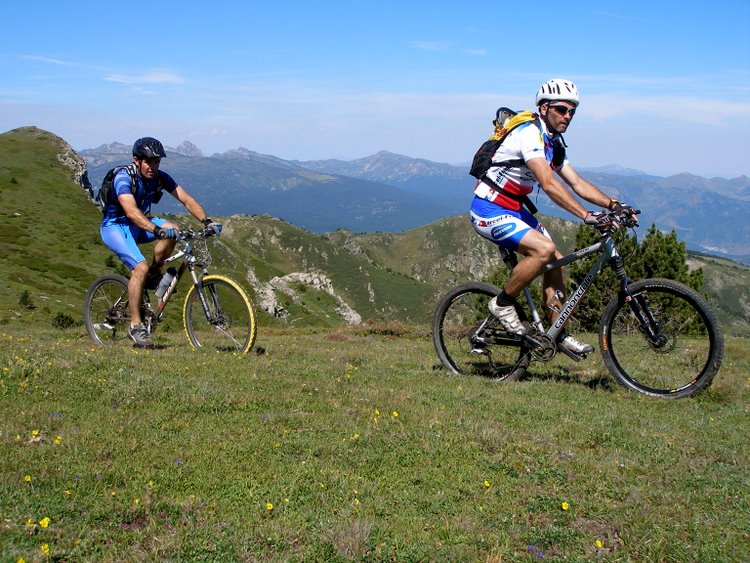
xmin=556 ymin=344 xmax=585 ymax=362
xmin=470 ymin=347 xmax=488 ymax=355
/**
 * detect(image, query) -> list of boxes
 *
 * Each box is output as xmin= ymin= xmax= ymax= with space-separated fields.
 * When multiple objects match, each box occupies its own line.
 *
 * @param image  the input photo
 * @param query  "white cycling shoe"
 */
xmin=559 ymin=334 xmax=594 ymax=354
xmin=488 ymin=297 xmax=526 ymax=335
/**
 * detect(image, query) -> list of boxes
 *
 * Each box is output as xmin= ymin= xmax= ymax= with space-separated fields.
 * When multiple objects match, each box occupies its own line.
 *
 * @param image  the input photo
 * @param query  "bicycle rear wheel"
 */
xmin=433 ymin=282 xmax=530 ymax=381
xmin=83 ymin=274 xmax=131 ymax=345
xmin=600 ymin=278 xmax=723 ymax=398
xmin=183 ymin=275 xmax=256 ymax=355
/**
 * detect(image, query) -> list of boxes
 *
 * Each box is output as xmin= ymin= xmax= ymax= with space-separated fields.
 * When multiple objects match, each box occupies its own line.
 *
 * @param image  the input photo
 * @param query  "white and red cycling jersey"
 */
xmin=473 ymin=119 xmax=567 ymax=211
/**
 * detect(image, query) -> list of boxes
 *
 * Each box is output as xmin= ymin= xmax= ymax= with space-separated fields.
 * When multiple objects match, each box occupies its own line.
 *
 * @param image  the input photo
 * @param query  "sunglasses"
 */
xmin=548 ymin=104 xmax=576 ymax=117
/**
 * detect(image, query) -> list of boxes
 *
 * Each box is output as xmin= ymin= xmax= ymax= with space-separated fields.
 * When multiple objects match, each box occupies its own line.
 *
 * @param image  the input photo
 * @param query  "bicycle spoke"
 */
xmin=433 ymin=282 xmax=530 ymax=381
xmin=601 ymin=279 xmax=723 ymax=398
xmin=184 ymin=276 xmax=256 ymax=355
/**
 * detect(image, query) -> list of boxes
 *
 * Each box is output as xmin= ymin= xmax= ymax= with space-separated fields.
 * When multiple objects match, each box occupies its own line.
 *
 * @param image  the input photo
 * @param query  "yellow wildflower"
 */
xmin=39 ymin=517 xmax=50 ymax=528
xmin=265 ymin=502 xmax=274 ymax=511
xmin=561 ymin=501 xmax=570 ymax=511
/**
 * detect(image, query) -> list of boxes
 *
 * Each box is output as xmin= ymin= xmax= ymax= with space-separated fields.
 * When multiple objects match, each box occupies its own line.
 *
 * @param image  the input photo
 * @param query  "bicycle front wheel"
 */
xmin=83 ymin=274 xmax=131 ymax=345
xmin=433 ymin=282 xmax=530 ymax=381
xmin=600 ymin=278 xmax=724 ymax=398
xmin=183 ymin=275 xmax=256 ymax=355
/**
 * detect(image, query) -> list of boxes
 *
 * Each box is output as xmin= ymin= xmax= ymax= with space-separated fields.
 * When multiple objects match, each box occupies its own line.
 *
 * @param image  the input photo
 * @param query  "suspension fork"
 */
xmin=613 ymin=256 xmax=667 ymax=347
xmin=188 ymin=266 xmax=221 ymax=323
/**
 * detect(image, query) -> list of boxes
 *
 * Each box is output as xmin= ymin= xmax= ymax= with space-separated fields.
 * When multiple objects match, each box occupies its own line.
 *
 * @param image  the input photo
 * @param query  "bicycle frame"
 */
xmin=147 ymin=234 xmax=213 ymax=324
xmin=500 ymin=234 xmax=627 ymax=355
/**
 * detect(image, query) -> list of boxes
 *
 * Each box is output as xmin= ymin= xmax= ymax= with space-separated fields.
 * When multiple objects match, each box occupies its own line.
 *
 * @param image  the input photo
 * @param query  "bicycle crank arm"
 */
xmin=521 ymin=333 xmax=547 ymax=349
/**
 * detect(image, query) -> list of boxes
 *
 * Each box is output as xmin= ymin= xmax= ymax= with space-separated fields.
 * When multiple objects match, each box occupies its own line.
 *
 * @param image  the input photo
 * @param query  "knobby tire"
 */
xmin=182 ymin=275 xmax=256 ymax=355
xmin=83 ymin=274 xmax=131 ymax=345
xmin=599 ymin=278 xmax=723 ymax=398
xmin=433 ymin=282 xmax=530 ymax=381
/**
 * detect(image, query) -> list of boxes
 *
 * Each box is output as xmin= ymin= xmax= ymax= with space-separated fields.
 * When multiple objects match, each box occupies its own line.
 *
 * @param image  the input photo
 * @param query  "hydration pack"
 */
xmin=94 ymin=163 xmax=163 ymax=213
xmin=469 ymin=108 xmax=540 ymax=180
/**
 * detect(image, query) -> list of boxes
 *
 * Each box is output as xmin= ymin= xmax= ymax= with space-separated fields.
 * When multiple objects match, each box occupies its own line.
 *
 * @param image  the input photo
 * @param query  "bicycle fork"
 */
xmin=620 ymin=285 xmax=668 ymax=349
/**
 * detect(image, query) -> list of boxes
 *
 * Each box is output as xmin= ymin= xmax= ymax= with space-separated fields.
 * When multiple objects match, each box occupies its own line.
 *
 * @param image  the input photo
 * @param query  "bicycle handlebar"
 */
xmin=594 ymin=208 xmax=640 ymax=236
xmin=175 ymin=227 xmax=219 ymax=241
xmin=616 ymin=208 xmax=641 ymax=229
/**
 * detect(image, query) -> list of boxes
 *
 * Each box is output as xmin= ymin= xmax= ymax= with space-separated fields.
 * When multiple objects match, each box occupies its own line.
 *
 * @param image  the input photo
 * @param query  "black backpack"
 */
xmin=94 ymin=163 xmax=163 ymax=213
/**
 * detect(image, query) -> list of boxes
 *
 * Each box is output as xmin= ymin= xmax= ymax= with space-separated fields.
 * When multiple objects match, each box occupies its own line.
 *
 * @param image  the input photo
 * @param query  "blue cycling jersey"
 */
xmin=102 ymin=168 xmax=177 ymax=224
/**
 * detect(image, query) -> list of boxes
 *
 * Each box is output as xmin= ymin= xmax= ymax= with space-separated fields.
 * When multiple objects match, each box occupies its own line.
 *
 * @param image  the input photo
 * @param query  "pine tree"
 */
xmin=566 ymin=223 xmax=701 ymax=331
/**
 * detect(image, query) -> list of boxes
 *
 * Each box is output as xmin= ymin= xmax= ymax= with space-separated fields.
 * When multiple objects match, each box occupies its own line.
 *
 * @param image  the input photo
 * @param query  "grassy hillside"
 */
xmin=1 ymin=325 xmax=748 ymax=561
xmin=2 ymin=127 xmax=748 ymax=561
xmin=0 ymin=127 xmax=116 ymax=327
xmin=1 ymin=126 xmax=748 ymax=336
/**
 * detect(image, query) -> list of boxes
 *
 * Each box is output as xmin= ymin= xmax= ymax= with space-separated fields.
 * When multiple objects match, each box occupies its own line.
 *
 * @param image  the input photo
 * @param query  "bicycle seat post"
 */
xmin=498 ymin=247 xmax=518 ymax=269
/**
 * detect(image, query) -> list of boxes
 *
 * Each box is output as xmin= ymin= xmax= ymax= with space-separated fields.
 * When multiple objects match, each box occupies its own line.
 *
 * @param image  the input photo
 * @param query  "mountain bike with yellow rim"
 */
xmin=84 ymin=227 xmax=256 ymax=354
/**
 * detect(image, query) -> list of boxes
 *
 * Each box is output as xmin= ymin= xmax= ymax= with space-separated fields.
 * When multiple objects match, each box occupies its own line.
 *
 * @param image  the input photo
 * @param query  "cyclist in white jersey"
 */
xmin=470 ymin=78 xmax=635 ymax=354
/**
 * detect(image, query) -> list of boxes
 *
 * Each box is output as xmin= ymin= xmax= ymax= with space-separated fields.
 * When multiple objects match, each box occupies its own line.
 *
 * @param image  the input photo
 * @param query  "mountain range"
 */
xmin=1 ymin=126 xmax=748 ymax=338
xmin=79 ymin=140 xmax=750 ymax=265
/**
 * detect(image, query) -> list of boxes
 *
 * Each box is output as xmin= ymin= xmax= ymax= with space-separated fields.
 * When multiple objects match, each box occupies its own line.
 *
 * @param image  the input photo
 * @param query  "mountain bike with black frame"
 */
xmin=432 ymin=209 xmax=724 ymax=399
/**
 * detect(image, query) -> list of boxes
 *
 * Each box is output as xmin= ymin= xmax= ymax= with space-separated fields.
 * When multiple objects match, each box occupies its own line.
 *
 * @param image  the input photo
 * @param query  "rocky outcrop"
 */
xmin=51 ymin=131 xmax=94 ymax=198
xmin=174 ymin=141 xmax=203 ymax=157
xmin=247 ymin=269 xmax=362 ymax=326
xmin=268 ymin=271 xmax=362 ymax=325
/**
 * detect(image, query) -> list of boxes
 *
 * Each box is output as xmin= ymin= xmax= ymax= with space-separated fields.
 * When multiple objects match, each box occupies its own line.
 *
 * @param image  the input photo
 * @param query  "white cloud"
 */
xmin=582 ymin=93 xmax=750 ymax=126
xmin=22 ymin=55 xmax=77 ymax=67
xmin=104 ymin=71 xmax=186 ymax=85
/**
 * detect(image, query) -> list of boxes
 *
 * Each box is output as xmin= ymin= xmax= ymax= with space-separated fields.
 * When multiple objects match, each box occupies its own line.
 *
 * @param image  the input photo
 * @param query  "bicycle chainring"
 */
xmin=528 ymin=331 xmax=557 ymax=362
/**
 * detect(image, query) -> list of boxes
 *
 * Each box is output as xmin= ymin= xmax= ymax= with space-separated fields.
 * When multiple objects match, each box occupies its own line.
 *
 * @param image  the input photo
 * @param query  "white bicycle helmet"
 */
xmin=535 ymin=78 xmax=580 ymax=107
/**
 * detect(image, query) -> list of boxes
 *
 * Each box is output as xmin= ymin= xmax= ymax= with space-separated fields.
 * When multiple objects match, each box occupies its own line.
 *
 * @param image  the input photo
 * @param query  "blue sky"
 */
xmin=3 ymin=1 xmax=749 ymax=177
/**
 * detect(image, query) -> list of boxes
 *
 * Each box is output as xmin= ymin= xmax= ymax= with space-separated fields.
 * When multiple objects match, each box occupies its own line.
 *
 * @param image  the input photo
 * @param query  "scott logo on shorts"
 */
xmin=491 ymin=224 xmax=516 ymax=240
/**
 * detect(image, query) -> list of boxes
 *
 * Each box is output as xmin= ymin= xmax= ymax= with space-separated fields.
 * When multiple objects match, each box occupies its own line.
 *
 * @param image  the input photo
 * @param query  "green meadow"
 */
xmin=1 ymin=324 xmax=748 ymax=561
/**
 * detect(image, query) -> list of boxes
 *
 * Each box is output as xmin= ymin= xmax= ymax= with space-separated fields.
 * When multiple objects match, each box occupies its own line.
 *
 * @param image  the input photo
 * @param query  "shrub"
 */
xmin=52 ymin=312 xmax=78 ymax=329
xmin=19 ymin=290 xmax=35 ymax=309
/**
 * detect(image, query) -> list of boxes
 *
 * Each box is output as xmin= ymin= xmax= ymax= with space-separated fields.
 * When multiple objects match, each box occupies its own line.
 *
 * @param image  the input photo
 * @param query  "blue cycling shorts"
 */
xmin=100 ymin=217 xmax=170 ymax=270
xmin=469 ymin=196 xmax=550 ymax=251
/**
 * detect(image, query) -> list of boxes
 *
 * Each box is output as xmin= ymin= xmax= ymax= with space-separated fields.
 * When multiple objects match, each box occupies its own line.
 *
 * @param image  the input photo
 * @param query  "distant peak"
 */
xmin=174 ymin=140 xmax=203 ymax=157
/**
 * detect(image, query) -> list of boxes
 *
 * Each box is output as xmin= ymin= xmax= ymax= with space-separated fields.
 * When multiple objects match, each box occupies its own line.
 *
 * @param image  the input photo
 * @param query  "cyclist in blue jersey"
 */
xmin=470 ymin=79 xmax=635 ymax=353
xmin=100 ymin=137 xmax=222 ymax=347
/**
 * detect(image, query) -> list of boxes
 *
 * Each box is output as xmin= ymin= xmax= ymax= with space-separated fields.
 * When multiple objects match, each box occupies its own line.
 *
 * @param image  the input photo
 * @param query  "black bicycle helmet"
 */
xmin=132 ymin=137 xmax=167 ymax=159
